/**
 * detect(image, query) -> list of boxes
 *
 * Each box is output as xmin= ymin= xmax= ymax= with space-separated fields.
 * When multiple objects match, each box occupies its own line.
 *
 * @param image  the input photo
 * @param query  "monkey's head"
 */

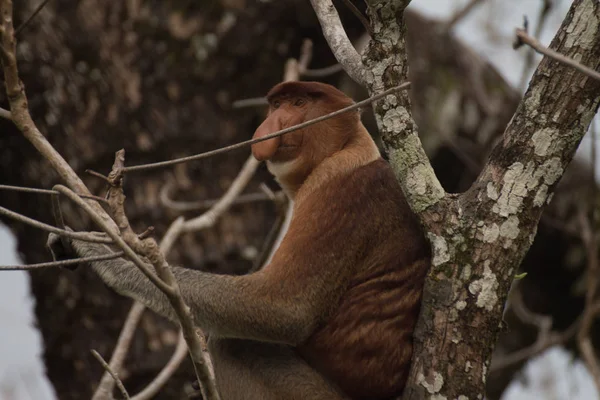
xmin=251 ymin=81 xmax=362 ymax=193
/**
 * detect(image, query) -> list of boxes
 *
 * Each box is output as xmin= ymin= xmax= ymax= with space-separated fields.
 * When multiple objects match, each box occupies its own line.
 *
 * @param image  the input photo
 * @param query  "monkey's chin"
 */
xmin=266 ymin=158 xmax=297 ymax=180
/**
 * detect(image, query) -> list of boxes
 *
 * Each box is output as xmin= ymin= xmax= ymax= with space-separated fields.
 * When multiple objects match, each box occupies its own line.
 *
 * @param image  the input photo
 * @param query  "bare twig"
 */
xmin=94 ymin=217 xmax=195 ymax=399
xmin=514 ymin=27 xmax=600 ymax=82
xmin=249 ymin=195 xmax=289 ymax=273
xmin=123 ymin=82 xmax=410 ymax=173
xmin=443 ymin=0 xmax=485 ymax=31
xmin=14 ymin=0 xmax=52 ymax=35
xmin=92 ymin=302 xmax=145 ymax=400
xmin=297 ymin=39 xmax=314 ymax=76
xmin=231 ymin=97 xmax=268 ymax=109
xmin=161 ymin=188 xmax=276 ymax=212
xmin=0 ymin=251 xmax=124 ymax=270
xmin=518 ymin=0 xmax=553 ymax=91
xmin=91 ymin=350 xmax=130 ymax=400
xmin=184 ymin=156 xmax=259 ymax=230
xmin=0 ymin=184 xmax=108 ymax=203
xmin=309 ymin=0 xmax=366 ymax=85
xmin=53 ymin=184 xmax=174 ymax=294
xmin=56 ymin=151 xmax=221 ymax=399
xmin=0 ymin=205 xmax=112 ymax=243
xmin=301 ymin=63 xmax=344 ymax=78
xmin=490 ymin=288 xmax=581 ymax=372
xmin=130 ymin=332 xmax=189 ymax=400
xmin=577 ymin=140 xmax=600 ymax=392
xmin=339 ymin=0 xmax=372 ymax=36
xmin=0 ymin=106 xmax=11 ymax=119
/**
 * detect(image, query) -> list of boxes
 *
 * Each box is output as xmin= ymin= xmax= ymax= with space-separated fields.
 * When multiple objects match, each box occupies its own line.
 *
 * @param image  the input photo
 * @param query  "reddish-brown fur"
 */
xmin=253 ymin=81 xmax=431 ymax=399
xmin=63 ymin=81 xmax=431 ymax=400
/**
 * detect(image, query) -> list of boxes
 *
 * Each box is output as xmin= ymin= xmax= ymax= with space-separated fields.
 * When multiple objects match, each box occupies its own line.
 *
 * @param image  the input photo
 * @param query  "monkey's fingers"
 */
xmin=46 ymin=232 xmax=79 ymax=270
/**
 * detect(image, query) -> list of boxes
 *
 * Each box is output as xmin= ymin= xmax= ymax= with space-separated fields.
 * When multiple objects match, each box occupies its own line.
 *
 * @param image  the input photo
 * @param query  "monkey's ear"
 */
xmin=46 ymin=231 xmax=78 ymax=270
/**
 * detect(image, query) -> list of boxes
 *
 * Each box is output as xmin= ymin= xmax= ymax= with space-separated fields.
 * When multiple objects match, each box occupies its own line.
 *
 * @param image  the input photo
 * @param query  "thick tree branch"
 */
xmin=362 ymin=0 xmax=445 ymax=215
xmin=403 ymin=1 xmax=600 ymax=398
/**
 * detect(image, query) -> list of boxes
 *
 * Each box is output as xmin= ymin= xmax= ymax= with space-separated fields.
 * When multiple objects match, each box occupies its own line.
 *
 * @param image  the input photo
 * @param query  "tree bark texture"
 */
xmin=400 ymin=1 xmax=600 ymax=399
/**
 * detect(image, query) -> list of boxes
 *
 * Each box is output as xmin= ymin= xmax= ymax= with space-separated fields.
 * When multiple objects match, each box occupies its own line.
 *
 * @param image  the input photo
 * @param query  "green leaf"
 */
xmin=514 ymin=272 xmax=527 ymax=280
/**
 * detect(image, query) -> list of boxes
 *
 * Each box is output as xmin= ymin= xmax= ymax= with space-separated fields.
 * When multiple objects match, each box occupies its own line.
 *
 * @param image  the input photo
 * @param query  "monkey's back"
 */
xmin=297 ymin=159 xmax=431 ymax=400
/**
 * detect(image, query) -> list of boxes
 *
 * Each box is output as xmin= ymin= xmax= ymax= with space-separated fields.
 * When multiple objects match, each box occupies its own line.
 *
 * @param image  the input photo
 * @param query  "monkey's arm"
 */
xmin=68 ymin=239 xmax=321 ymax=345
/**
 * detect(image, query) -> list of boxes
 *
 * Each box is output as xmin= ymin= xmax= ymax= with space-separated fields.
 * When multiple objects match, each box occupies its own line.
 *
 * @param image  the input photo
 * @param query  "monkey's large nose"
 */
xmin=251 ymin=113 xmax=283 ymax=161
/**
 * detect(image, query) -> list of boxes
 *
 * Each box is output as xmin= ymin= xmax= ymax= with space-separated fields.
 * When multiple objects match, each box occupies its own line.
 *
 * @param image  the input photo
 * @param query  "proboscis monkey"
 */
xmin=48 ymin=81 xmax=431 ymax=400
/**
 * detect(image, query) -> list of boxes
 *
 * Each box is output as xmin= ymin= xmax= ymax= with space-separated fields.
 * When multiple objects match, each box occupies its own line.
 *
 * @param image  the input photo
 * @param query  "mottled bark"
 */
xmin=398 ymin=1 xmax=600 ymax=399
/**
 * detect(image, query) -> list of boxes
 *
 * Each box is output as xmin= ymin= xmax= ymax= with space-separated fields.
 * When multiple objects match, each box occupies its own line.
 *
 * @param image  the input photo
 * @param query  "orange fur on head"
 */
xmin=251 ymin=81 xmax=377 ymax=198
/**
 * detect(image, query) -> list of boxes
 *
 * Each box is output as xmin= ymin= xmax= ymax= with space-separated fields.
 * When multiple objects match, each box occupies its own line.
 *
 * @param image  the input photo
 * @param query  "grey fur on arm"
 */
xmin=70 ymin=240 xmax=315 ymax=345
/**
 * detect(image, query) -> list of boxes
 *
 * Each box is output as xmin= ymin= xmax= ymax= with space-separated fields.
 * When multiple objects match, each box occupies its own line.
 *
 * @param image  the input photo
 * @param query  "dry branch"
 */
xmin=0 ymin=251 xmax=124 ymax=270
xmin=308 ymin=0 xmax=366 ymax=85
xmin=122 ymin=82 xmax=410 ymax=173
xmin=91 ymin=349 xmax=130 ymax=400
xmin=490 ymin=290 xmax=580 ymax=372
xmin=514 ymin=27 xmax=600 ymax=82
xmin=577 ymin=210 xmax=600 ymax=392
xmin=130 ymin=333 xmax=189 ymax=400
xmin=0 ymin=205 xmax=112 ymax=243
xmin=92 ymin=302 xmax=145 ymax=400
xmin=518 ymin=0 xmax=554 ymax=91
xmin=54 ymin=176 xmax=221 ymax=399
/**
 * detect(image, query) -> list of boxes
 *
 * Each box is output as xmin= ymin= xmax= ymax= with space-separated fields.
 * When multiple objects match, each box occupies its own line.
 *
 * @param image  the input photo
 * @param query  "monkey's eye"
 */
xmin=294 ymin=98 xmax=306 ymax=107
xmin=272 ymin=100 xmax=281 ymax=109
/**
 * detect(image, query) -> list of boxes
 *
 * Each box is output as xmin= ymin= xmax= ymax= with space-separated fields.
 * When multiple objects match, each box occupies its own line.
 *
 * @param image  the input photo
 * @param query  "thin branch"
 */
xmin=53 ymin=185 xmax=175 ymax=295
xmin=0 ymin=251 xmax=124 ymax=270
xmin=0 ymin=106 xmax=11 ymax=119
xmin=130 ymin=332 xmax=189 ymax=400
xmin=339 ymin=0 xmax=372 ymax=36
xmin=490 ymin=289 xmax=581 ymax=372
xmin=514 ymin=27 xmax=600 ymax=82
xmin=184 ymin=156 xmax=259 ymax=231
xmin=249 ymin=194 xmax=289 ymax=273
xmin=92 ymin=302 xmax=145 ymax=400
xmin=296 ymin=39 xmax=314 ymax=76
xmin=14 ymin=0 xmax=52 ymax=35
xmin=577 ymin=203 xmax=600 ymax=392
xmin=231 ymin=97 xmax=268 ymax=109
xmin=63 ymin=151 xmax=220 ymax=399
xmin=443 ymin=0 xmax=485 ymax=31
xmin=91 ymin=350 xmax=130 ymax=400
xmin=518 ymin=0 xmax=553 ymax=92
xmin=0 ymin=205 xmax=112 ymax=243
xmin=161 ymin=189 xmax=276 ymax=212
xmin=309 ymin=0 xmax=366 ymax=85
xmin=123 ymin=82 xmax=410 ymax=173
xmin=0 ymin=184 xmax=108 ymax=203
xmin=301 ymin=63 xmax=344 ymax=78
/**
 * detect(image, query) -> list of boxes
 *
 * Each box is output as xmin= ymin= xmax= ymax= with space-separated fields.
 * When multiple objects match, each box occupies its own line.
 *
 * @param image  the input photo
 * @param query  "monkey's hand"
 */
xmin=46 ymin=231 xmax=79 ymax=270
xmin=46 ymin=231 xmax=110 ymax=270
